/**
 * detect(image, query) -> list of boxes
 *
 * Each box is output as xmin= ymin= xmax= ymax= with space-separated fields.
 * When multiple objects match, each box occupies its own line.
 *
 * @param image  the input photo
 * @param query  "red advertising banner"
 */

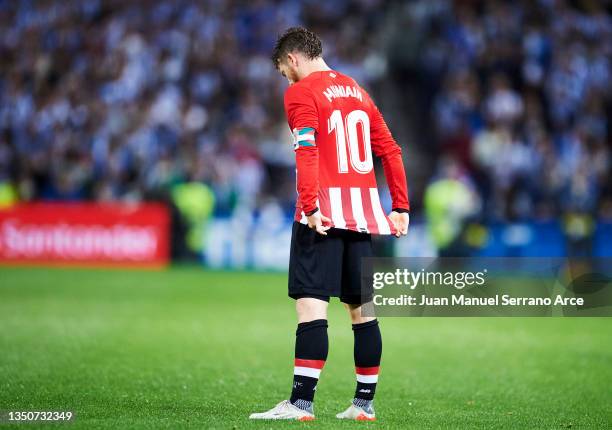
xmin=0 ymin=203 xmax=170 ymax=267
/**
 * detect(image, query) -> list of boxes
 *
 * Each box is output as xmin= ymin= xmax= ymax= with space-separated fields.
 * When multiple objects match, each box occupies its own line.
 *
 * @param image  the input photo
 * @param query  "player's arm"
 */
xmin=368 ymin=99 xmax=410 ymax=237
xmin=284 ymin=85 xmax=331 ymax=235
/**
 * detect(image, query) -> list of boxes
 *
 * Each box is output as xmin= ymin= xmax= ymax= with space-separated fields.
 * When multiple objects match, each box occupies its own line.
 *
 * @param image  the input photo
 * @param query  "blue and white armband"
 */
xmin=292 ymin=127 xmax=316 ymax=150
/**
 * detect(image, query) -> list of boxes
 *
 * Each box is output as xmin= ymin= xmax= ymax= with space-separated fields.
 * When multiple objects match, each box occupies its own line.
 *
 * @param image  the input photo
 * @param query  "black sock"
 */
xmin=290 ymin=319 xmax=328 ymax=411
xmin=353 ymin=319 xmax=381 ymax=402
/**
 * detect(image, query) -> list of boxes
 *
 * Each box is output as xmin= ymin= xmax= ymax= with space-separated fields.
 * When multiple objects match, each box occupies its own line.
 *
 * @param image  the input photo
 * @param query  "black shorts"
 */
xmin=288 ymin=221 xmax=373 ymax=304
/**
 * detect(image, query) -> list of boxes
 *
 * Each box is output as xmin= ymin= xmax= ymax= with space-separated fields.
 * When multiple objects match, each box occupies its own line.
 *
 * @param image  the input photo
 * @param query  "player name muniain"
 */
xmin=322 ymin=84 xmax=363 ymax=103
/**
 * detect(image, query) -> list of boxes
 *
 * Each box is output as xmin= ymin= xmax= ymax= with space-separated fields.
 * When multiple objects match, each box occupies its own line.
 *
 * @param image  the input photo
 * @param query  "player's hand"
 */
xmin=388 ymin=211 xmax=409 ymax=238
xmin=307 ymin=211 xmax=332 ymax=236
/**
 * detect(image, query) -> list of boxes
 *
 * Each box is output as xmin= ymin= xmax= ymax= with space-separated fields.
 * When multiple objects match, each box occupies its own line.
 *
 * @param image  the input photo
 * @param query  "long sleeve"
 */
xmin=284 ymin=85 xmax=320 ymax=214
xmin=295 ymin=143 xmax=319 ymax=214
xmin=369 ymin=103 xmax=410 ymax=211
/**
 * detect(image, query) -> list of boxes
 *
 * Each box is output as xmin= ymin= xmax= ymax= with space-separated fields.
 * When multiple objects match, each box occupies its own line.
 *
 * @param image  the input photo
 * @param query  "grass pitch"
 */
xmin=0 ymin=267 xmax=610 ymax=429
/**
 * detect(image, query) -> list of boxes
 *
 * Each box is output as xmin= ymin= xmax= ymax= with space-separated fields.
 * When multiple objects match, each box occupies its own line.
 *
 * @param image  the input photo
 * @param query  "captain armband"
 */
xmin=292 ymin=127 xmax=316 ymax=150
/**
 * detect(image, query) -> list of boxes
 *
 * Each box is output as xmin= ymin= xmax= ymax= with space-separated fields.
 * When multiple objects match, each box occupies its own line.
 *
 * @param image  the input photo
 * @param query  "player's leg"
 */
xmin=249 ymin=296 xmax=328 ymax=421
xmin=296 ymin=296 xmax=328 ymax=323
xmin=345 ymin=303 xmax=381 ymax=417
xmin=290 ymin=297 xmax=329 ymax=413
xmin=250 ymin=222 xmax=342 ymax=420
xmin=345 ymin=302 xmax=376 ymax=324
xmin=288 ymin=222 xmax=342 ymax=413
xmin=337 ymin=230 xmax=380 ymax=421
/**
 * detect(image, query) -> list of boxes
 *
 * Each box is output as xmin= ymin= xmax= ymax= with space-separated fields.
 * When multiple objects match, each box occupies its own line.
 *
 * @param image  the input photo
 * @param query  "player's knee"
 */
xmin=346 ymin=304 xmax=376 ymax=324
xmin=296 ymin=298 xmax=328 ymax=323
xmin=351 ymin=313 xmax=376 ymax=324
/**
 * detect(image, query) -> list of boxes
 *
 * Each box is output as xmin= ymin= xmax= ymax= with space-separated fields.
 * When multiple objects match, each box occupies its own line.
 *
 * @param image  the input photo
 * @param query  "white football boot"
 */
xmin=249 ymin=400 xmax=315 ymax=421
xmin=336 ymin=403 xmax=376 ymax=421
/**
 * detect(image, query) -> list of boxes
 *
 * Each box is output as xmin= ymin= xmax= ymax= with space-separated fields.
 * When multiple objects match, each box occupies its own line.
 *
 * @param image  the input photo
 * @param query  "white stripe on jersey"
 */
xmin=369 ymin=188 xmax=391 ymax=235
xmin=329 ymin=187 xmax=346 ymax=229
xmin=350 ymin=188 xmax=369 ymax=233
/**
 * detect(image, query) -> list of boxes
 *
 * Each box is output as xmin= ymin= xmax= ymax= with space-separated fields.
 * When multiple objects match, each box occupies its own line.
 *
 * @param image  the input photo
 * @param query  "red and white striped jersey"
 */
xmin=284 ymin=70 xmax=409 ymax=235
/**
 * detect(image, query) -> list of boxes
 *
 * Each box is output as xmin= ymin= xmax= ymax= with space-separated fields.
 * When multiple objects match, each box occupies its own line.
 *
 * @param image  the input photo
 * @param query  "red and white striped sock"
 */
xmin=290 ymin=319 xmax=328 ymax=412
xmin=355 ymin=366 xmax=379 ymax=403
xmin=294 ymin=359 xmax=326 ymax=379
xmin=353 ymin=319 xmax=381 ymax=407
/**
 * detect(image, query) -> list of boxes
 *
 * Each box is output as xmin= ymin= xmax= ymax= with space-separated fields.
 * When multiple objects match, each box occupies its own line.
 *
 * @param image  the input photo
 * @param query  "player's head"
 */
xmin=271 ymin=27 xmax=323 ymax=84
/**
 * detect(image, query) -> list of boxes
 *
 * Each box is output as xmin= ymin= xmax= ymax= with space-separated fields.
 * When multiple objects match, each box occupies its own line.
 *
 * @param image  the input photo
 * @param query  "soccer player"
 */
xmin=249 ymin=27 xmax=410 ymax=421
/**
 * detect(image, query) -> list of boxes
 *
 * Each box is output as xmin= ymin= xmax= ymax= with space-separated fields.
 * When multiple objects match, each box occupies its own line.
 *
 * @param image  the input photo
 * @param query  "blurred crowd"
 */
xmin=407 ymin=0 xmax=611 ymax=222
xmin=0 ymin=0 xmax=387 ymax=216
xmin=0 ymin=0 xmax=610 ymax=224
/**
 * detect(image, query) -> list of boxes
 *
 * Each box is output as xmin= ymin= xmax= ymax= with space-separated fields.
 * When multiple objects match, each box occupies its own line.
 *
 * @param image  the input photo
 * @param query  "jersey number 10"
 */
xmin=328 ymin=109 xmax=373 ymax=174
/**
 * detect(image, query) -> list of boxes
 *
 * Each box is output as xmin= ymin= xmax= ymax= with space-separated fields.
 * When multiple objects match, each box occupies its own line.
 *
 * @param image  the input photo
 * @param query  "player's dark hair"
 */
xmin=271 ymin=27 xmax=322 ymax=68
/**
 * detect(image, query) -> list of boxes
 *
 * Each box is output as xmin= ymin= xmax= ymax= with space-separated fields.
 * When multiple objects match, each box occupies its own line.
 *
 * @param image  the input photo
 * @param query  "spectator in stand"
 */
xmin=419 ymin=0 xmax=610 ymax=224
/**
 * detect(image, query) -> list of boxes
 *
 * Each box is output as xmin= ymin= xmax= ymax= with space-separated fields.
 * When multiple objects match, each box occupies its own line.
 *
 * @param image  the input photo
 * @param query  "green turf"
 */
xmin=0 ymin=267 xmax=610 ymax=429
